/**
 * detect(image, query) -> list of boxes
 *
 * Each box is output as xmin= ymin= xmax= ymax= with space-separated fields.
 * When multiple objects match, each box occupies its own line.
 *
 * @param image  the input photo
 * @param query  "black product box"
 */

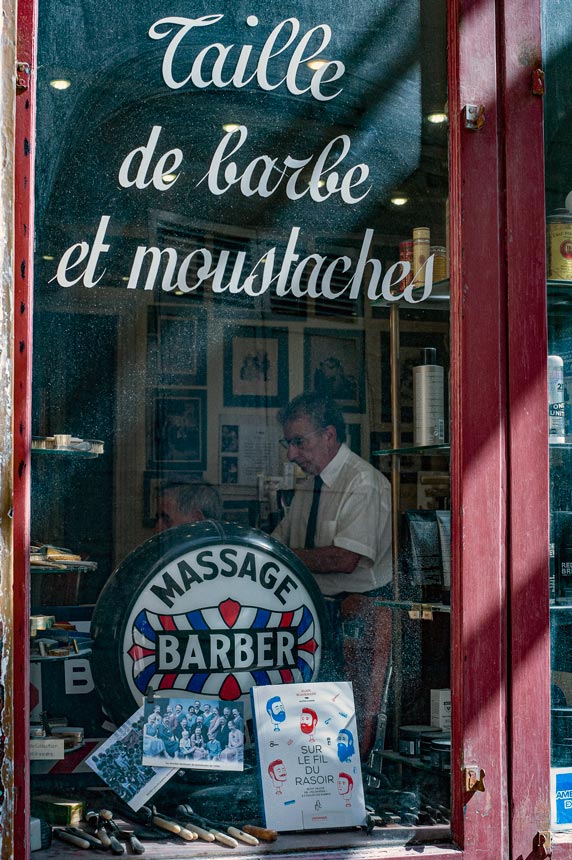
xmin=553 ymin=512 xmax=572 ymax=603
xmin=401 ymin=510 xmax=444 ymax=602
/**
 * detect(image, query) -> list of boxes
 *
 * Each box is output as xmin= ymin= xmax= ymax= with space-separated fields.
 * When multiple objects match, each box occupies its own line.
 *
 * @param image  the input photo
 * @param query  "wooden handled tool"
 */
xmin=226 ymin=826 xmax=259 ymax=846
xmin=176 ymin=820 xmax=215 ymax=842
xmin=118 ymin=829 xmax=145 ymax=855
xmin=66 ymin=826 xmax=108 ymax=850
xmin=176 ymin=804 xmax=262 ymax=846
xmin=94 ymin=810 xmax=125 ymax=854
xmin=242 ymin=824 xmax=279 ymax=842
xmin=108 ymin=834 xmax=125 ymax=855
xmin=152 ymin=813 xmax=197 ymax=841
xmin=97 ymin=825 xmax=112 ymax=848
xmin=86 ymin=810 xmax=112 ymax=848
xmin=206 ymin=827 xmax=238 ymax=847
xmin=53 ymin=828 xmax=91 ymax=849
xmin=175 ymin=806 xmax=242 ymax=847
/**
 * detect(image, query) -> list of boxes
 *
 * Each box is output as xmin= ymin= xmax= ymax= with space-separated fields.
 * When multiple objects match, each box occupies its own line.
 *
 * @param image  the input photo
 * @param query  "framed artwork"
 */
xmin=219 ymin=414 xmax=282 ymax=487
xmin=221 ymin=423 xmax=239 ymax=453
xmin=148 ymin=388 xmax=207 ymax=471
xmin=221 ymin=456 xmax=239 ymax=484
xmin=304 ymin=328 xmax=365 ymax=413
xmin=380 ymin=329 xmax=449 ymax=425
xmin=223 ymin=325 xmax=289 ymax=408
xmin=147 ymin=306 xmax=206 ymax=386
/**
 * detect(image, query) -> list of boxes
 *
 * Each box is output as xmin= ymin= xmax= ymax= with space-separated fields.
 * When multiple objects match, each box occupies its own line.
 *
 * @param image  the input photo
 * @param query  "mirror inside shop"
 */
xmin=29 ymin=0 xmax=451 ymax=852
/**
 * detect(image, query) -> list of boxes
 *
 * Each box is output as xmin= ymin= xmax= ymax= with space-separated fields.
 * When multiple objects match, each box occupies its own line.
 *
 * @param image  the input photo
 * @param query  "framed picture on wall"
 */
xmin=304 ymin=328 xmax=365 ymax=413
xmin=148 ymin=388 xmax=207 ymax=470
xmin=380 ymin=329 xmax=449 ymax=424
xmin=223 ymin=325 xmax=289 ymax=408
xmin=147 ymin=306 xmax=207 ymax=386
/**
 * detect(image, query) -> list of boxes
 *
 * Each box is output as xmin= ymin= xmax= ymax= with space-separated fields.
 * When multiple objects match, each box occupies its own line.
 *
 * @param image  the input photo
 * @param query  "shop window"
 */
xmin=30 ymin=0 xmax=451 ymax=853
xmin=544 ymin=2 xmax=572 ymax=837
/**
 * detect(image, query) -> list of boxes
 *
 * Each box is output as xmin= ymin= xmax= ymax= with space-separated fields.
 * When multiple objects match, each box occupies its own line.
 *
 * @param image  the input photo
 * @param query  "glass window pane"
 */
xmin=31 ymin=0 xmax=450 ymax=848
xmin=544 ymin=0 xmax=572 ymax=832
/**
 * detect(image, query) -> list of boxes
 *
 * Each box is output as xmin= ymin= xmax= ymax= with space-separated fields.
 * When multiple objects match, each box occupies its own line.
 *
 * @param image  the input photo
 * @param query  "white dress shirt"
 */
xmin=272 ymin=444 xmax=392 ymax=596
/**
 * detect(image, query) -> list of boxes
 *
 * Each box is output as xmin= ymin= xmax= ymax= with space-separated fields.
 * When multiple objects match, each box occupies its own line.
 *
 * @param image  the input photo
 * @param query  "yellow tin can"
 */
xmin=548 ymin=209 xmax=572 ymax=280
xmin=431 ymin=246 xmax=448 ymax=282
xmin=413 ymin=227 xmax=430 ymax=286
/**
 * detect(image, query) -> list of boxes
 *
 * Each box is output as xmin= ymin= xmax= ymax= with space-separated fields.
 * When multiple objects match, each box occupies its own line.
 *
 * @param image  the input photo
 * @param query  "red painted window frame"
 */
xmin=499 ymin=0 xmax=552 ymax=857
xmin=14 ymin=0 xmax=37 ymax=855
xmin=12 ymin=0 xmax=550 ymax=858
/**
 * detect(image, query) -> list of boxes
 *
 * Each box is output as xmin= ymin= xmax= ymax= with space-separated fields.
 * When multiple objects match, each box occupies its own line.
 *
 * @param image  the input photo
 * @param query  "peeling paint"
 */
xmin=0 ymin=0 xmax=17 ymax=853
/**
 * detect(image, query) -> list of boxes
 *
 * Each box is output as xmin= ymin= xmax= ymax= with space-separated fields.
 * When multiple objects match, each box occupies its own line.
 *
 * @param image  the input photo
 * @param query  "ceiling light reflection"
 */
xmin=427 ymin=112 xmax=448 ymax=124
xmin=307 ymin=59 xmax=328 ymax=71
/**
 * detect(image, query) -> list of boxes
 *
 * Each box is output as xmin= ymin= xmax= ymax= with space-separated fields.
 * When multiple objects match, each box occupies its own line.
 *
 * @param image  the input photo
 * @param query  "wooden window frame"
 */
xmin=11 ymin=0 xmax=553 ymax=857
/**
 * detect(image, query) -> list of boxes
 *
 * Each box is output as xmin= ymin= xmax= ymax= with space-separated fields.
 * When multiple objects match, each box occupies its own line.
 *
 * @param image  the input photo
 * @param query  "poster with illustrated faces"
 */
xmin=251 ymin=681 xmax=366 ymax=831
xmin=141 ymin=697 xmax=245 ymax=771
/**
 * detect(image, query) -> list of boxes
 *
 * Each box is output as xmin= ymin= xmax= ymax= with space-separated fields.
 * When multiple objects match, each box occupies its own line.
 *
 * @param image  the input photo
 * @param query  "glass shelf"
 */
xmin=373 ymin=444 xmax=451 ymax=457
xmin=377 ymin=749 xmax=450 ymax=774
xmin=371 ymin=278 xmax=450 ymax=310
xmin=29 ymin=647 xmax=92 ymax=662
xmin=31 ymin=437 xmax=104 ymax=457
xmin=374 ymin=599 xmax=451 ymax=614
xmin=31 ymin=564 xmax=97 ymax=574
xmin=548 ymin=279 xmax=572 ymax=300
xmin=31 ymin=448 xmax=100 ymax=459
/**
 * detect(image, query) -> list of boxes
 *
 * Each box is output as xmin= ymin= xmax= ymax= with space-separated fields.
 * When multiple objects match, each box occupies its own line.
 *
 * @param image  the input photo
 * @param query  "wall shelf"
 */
xmin=373 ymin=444 xmax=450 ymax=457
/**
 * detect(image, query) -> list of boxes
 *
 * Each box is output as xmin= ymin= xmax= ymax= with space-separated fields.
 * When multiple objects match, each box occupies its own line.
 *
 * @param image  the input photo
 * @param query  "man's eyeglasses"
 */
xmin=278 ymin=429 xmax=322 ymax=450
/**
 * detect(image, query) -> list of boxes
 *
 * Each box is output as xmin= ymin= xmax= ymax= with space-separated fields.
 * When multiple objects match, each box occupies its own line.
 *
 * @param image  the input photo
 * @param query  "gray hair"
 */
xmin=277 ymin=392 xmax=345 ymax=442
xmin=160 ymin=481 xmax=223 ymax=520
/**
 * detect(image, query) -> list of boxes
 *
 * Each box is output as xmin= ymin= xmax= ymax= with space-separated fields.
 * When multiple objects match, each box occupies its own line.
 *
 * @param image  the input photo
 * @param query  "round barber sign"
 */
xmin=91 ymin=521 xmax=328 ymax=726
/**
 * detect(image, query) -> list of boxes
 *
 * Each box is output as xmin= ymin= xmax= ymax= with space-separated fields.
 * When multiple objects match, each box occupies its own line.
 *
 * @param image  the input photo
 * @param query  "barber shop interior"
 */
xmin=25 ymin=0 xmax=456 ymax=854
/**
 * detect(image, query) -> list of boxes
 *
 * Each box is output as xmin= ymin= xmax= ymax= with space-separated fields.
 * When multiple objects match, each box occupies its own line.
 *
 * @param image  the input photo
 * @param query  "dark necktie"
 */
xmin=305 ymin=475 xmax=323 ymax=549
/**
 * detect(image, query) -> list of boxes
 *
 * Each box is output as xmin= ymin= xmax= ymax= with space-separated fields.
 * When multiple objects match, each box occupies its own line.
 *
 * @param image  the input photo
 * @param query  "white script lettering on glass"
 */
xmin=199 ymin=126 xmax=370 ymax=204
xmin=117 ymin=124 xmax=370 ymax=204
xmin=148 ymin=15 xmax=345 ymax=101
xmin=49 ymin=12 xmax=436 ymax=304
xmin=118 ymin=125 xmax=183 ymax=191
xmin=51 ymin=217 xmax=435 ymax=303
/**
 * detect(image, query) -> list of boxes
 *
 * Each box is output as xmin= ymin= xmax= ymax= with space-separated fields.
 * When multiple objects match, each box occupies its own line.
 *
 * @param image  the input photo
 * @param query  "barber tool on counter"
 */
xmin=101 ymin=806 xmax=172 ymax=848
xmin=175 ymin=803 xmax=278 ymax=844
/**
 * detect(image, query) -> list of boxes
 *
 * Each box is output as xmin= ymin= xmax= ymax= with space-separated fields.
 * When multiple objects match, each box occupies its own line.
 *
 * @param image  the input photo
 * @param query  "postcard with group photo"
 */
xmin=141 ymin=697 xmax=245 ymax=772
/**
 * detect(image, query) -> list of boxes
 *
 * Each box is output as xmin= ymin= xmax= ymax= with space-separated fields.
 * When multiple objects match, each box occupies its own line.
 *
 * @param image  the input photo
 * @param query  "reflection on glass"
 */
xmin=31 ymin=0 xmax=450 ymax=848
xmin=544 ymin=6 xmax=572 ymax=829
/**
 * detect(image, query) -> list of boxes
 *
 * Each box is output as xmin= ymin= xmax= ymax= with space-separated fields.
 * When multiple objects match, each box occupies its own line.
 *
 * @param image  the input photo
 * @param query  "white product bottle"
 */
xmin=413 ymin=348 xmax=445 ymax=446
xmin=548 ymin=354 xmax=566 ymax=443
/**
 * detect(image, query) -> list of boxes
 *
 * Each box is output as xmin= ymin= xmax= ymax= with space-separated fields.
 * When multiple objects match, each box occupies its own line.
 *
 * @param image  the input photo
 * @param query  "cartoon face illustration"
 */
xmin=338 ymin=771 xmax=354 ymax=805
xmin=337 ymin=728 xmax=355 ymax=762
xmin=300 ymin=707 xmax=318 ymax=735
xmin=268 ymin=759 xmax=287 ymax=793
xmin=266 ymin=696 xmax=286 ymax=730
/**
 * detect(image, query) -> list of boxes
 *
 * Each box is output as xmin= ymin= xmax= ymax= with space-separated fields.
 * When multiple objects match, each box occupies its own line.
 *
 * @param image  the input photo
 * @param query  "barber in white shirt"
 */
xmin=272 ymin=392 xmax=392 ymax=677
